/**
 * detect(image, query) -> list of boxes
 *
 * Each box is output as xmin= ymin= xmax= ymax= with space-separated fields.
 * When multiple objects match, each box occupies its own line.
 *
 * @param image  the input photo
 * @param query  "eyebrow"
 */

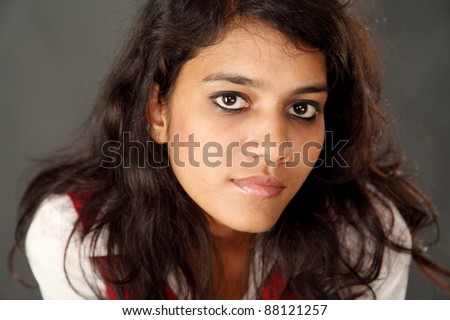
xmin=202 ymin=72 xmax=328 ymax=95
xmin=203 ymin=72 xmax=265 ymax=88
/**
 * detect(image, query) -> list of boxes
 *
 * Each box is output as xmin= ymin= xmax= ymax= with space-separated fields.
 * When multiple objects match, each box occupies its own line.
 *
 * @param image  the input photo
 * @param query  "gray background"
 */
xmin=1 ymin=0 xmax=449 ymax=299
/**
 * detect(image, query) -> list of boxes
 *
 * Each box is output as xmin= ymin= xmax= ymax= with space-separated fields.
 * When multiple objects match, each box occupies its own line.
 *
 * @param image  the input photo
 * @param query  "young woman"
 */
xmin=13 ymin=0 xmax=449 ymax=299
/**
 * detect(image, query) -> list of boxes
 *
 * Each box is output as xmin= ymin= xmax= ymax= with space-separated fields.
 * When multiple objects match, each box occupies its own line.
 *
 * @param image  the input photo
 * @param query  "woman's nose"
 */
xmin=244 ymin=113 xmax=293 ymax=167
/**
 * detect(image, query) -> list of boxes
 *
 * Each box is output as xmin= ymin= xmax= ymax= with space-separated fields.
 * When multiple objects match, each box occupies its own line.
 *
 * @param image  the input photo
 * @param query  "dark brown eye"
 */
xmin=222 ymin=94 xmax=237 ymax=106
xmin=289 ymin=103 xmax=318 ymax=119
xmin=211 ymin=93 xmax=249 ymax=111
xmin=293 ymin=104 xmax=307 ymax=115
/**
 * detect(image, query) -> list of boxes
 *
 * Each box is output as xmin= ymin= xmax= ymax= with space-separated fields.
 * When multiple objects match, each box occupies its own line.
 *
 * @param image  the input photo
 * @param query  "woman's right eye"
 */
xmin=210 ymin=93 xmax=250 ymax=112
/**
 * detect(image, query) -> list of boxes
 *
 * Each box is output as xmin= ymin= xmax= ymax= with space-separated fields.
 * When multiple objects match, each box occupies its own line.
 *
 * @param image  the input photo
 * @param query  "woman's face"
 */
xmin=151 ymin=20 xmax=328 ymax=237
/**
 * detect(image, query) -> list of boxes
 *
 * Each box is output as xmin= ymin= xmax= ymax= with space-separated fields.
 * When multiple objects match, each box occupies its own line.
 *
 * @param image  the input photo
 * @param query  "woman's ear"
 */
xmin=146 ymin=83 xmax=169 ymax=143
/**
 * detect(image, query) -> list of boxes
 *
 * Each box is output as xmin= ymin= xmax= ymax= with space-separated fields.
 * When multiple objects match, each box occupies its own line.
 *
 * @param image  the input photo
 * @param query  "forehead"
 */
xmin=215 ymin=19 xmax=312 ymax=56
xmin=176 ymin=19 xmax=326 ymax=86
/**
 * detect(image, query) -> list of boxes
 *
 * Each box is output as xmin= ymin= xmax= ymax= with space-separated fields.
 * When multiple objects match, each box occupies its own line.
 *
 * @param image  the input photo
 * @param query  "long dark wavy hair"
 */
xmin=12 ymin=0 xmax=450 ymax=299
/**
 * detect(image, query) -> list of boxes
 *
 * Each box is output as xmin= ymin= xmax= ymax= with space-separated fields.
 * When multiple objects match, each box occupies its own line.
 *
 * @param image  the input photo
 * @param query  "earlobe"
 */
xmin=146 ymin=83 xmax=169 ymax=143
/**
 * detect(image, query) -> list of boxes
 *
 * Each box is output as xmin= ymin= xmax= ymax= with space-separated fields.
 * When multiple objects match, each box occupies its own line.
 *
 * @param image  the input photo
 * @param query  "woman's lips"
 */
xmin=232 ymin=175 xmax=286 ymax=199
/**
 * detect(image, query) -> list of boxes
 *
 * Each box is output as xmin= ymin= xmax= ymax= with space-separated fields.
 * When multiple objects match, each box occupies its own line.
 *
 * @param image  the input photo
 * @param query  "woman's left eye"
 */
xmin=210 ymin=93 xmax=249 ymax=111
xmin=288 ymin=102 xmax=318 ymax=120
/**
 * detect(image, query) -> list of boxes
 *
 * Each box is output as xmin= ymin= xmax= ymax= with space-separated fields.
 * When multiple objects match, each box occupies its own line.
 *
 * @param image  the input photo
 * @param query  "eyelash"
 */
xmin=209 ymin=92 xmax=320 ymax=121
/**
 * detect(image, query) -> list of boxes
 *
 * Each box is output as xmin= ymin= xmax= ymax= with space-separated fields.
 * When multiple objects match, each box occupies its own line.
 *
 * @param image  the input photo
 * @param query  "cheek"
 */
xmin=166 ymin=114 xmax=233 ymax=188
xmin=290 ymin=123 xmax=325 ymax=169
xmin=166 ymin=107 xmax=236 ymax=167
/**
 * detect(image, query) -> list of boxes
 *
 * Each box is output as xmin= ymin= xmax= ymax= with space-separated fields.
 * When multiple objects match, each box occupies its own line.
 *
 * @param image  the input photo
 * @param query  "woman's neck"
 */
xmin=203 ymin=213 xmax=255 ymax=299
xmin=211 ymin=231 xmax=254 ymax=299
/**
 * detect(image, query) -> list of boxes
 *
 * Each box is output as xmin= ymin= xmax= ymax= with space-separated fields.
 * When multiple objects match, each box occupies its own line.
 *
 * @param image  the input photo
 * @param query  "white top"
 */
xmin=25 ymin=194 xmax=412 ymax=299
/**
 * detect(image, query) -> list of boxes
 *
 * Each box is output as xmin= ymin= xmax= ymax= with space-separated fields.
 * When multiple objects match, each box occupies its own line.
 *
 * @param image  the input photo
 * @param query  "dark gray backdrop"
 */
xmin=1 ymin=0 xmax=449 ymax=299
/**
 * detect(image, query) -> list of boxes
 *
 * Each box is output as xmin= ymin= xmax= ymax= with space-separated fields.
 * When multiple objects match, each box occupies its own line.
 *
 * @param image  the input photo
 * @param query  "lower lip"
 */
xmin=232 ymin=181 xmax=284 ymax=199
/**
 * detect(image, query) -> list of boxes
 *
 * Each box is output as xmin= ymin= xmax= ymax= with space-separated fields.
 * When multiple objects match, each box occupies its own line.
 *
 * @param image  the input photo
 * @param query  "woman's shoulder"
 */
xmin=373 ymin=192 xmax=412 ymax=248
xmin=371 ymin=196 xmax=412 ymax=299
xmin=25 ymin=194 xmax=105 ymax=299
xmin=27 ymin=194 xmax=79 ymax=239
xmin=340 ymin=192 xmax=413 ymax=299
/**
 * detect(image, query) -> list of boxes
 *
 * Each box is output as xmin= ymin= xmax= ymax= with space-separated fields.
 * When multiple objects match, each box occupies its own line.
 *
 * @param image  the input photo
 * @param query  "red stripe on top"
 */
xmin=260 ymin=267 xmax=298 ymax=300
xmin=68 ymin=192 xmax=125 ymax=299
xmin=165 ymin=285 xmax=179 ymax=300
xmin=94 ymin=256 xmax=125 ymax=299
xmin=68 ymin=191 xmax=94 ymax=228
